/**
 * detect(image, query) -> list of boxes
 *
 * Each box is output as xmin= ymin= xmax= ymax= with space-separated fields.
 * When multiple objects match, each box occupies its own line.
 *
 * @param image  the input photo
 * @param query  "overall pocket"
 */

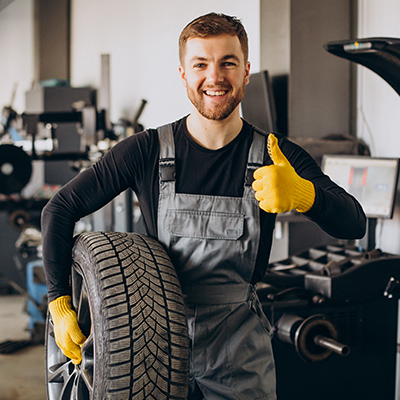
xmin=165 ymin=209 xmax=246 ymax=284
xmin=167 ymin=209 xmax=244 ymax=240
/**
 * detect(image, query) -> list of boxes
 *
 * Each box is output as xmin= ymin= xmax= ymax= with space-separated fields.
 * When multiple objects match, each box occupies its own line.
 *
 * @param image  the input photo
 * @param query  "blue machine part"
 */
xmin=26 ymin=260 xmax=47 ymax=335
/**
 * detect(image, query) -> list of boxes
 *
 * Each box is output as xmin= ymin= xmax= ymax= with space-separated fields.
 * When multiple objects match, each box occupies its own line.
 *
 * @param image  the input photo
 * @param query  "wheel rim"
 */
xmin=46 ymin=265 xmax=94 ymax=399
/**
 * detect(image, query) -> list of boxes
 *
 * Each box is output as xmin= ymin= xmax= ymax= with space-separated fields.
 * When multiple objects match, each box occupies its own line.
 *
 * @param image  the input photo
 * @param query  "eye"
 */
xmin=222 ymin=61 xmax=236 ymax=67
xmin=193 ymin=63 xmax=206 ymax=68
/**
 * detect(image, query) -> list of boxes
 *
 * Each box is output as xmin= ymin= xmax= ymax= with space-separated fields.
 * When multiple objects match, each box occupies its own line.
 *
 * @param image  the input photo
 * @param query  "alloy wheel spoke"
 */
xmin=47 ymin=266 xmax=94 ymax=399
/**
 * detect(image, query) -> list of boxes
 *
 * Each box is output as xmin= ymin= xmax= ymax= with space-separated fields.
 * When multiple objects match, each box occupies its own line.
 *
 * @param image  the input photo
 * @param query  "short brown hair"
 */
xmin=179 ymin=12 xmax=249 ymax=64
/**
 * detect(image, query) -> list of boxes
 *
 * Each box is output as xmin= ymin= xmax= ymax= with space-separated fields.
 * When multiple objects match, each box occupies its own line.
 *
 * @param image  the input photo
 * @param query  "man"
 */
xmin=42 ymin=12 xmax=366 ymax=400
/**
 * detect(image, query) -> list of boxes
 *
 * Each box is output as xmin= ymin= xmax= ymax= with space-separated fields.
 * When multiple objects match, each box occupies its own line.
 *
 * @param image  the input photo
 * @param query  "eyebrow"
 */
xmin=189 ymin=54 xmax=241 ymax=63
xmin=221 ymin=54 xmax=241 ymax=62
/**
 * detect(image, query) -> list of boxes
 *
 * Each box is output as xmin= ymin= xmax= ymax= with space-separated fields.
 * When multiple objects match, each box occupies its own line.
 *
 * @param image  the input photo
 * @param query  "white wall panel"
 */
xmin=0 ymin=0 xmax=34 ymax=113
xmin=357 ymin=0 xmax=400 ymax=255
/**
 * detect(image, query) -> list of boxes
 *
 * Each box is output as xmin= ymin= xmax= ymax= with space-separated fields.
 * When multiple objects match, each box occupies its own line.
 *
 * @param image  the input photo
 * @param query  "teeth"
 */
xmin=205 ymin=90 xmax=227 ymax=96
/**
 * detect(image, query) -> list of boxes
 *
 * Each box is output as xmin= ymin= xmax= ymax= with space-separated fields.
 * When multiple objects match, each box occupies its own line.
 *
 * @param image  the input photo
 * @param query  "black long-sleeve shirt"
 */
xmin=41 ymin=117 xmax=366 ymax=302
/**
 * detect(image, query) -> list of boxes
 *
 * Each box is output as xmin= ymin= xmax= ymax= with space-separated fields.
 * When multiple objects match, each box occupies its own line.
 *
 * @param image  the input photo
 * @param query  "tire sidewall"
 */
xmin=72 ymin=236 xmax=109 ymax=398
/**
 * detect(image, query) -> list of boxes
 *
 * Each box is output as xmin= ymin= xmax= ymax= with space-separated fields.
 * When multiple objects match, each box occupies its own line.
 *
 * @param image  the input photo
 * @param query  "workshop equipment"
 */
xmin=258 ymin=244 xmax=400 ymax=400
xmin=0 ymin=143 xmax=32 ymax=195
xmin=257 ymin=37 xmax=400 ymax=399
xmin=26 ymin=259 xmax=47 ymax=342
xmin=259 ymin=152 xmax=400 ymax=399
xmin=0 ymin=83 xmax=21 ymax=141
xmin=324 ymin=37 xmax=400 ymax=96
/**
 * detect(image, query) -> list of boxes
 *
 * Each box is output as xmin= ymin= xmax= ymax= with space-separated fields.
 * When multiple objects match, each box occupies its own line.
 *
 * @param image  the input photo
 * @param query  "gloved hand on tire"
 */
xmin=252 ymin=134 xmax=315 ymax=214
xmin=48 ymin=295 xmax=86 ymax=365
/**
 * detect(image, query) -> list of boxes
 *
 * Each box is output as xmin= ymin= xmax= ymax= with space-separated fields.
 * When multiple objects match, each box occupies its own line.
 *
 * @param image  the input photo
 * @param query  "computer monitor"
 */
xmin=322 ymin=155 xmax=400 ymax=219
xmin=241 ymin=70 xmax=277 ymax=132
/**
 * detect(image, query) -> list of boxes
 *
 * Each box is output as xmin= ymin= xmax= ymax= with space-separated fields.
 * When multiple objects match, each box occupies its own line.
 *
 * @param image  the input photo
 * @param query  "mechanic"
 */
xmin=42 ymin=12 xmax=366 ymax=400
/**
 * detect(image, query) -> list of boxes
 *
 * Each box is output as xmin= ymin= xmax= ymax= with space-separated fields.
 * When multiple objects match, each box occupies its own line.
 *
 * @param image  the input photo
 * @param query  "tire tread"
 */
xmin=73 ymin=231 xmax=189 ymax=400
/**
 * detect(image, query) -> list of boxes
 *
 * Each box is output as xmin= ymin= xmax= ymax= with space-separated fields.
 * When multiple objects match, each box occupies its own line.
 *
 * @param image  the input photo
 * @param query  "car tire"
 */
xmin=45 ymin=231 xmax=189 ymax=399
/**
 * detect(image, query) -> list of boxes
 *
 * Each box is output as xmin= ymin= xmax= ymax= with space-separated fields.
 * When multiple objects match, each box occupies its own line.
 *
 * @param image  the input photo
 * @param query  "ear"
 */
xmin=244 ymin=61 xmax=251 ymax=85
xmin=178 ymin=65 xmax=187 ymax=88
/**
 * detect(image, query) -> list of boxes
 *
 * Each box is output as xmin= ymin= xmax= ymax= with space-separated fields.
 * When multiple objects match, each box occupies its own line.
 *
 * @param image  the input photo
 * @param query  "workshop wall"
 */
xmin=0 ymin=0 xmax=34 ymax=113
xmin=357 ymin=0 xmax=400 ymax=254
xmin=69 ymin=0 xmax=261 ymax=129
xmin=1 ymin=0 xmax=400 ymax=255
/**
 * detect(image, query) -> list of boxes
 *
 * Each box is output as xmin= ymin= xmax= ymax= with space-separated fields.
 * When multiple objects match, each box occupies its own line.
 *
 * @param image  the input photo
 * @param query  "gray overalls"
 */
xmin=157 ymin=124 xmax=276 ymax=400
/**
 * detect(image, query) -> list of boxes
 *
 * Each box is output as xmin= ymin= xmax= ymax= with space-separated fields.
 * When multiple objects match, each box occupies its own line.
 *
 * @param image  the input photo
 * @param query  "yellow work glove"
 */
xmin=48 ymin=295 xmax=86 ymax=365
xmin=252 ymin=134 xmax=315 ymax=214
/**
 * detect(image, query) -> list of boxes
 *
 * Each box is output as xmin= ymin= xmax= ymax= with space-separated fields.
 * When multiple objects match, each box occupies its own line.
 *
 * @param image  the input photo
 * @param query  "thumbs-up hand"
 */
xmin=252 ymin=134 xmax=315 ymax=214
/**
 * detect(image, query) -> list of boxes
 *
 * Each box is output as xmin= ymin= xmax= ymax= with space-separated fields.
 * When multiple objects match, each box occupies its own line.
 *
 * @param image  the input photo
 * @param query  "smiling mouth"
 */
xmin=204 ymin=90 xmax=228 ymax=97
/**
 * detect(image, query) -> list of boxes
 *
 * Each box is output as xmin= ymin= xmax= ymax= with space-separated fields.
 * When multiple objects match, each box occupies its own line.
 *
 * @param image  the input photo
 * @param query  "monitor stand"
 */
xmin=360 ymin=217 xmax=378 ymax=252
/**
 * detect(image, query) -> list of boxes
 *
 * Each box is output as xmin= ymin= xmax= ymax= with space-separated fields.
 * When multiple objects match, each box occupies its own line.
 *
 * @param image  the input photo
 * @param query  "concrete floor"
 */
xmin=0 ymin=295 xmax=46 ymax=400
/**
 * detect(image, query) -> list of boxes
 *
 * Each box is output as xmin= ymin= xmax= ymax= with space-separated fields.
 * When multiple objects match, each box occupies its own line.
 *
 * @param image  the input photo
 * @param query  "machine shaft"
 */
xmin=314 ymin=335 xmax=350 ymax=356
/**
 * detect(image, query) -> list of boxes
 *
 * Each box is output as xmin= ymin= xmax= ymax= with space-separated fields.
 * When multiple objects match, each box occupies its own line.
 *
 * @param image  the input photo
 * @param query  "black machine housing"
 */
xmin=257 ymin=244 xmax=400 ymax=399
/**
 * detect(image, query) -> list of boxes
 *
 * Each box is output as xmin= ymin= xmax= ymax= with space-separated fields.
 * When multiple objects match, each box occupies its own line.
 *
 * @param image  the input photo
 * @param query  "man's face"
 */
xmin=179 ymin=34 xmax=250 ymax=121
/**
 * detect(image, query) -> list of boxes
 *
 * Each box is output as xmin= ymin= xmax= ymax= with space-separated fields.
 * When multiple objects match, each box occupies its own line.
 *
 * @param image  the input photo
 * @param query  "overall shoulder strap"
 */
xmin=245 ymin=129 xmax=266 ymax=188
xmin=157 ymin=123 xmax=176 ymax=184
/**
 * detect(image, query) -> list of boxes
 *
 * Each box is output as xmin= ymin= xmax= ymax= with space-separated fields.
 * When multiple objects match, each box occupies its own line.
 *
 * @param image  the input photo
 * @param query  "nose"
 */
xmin=206 ymin=64 xmax=224 ymax=84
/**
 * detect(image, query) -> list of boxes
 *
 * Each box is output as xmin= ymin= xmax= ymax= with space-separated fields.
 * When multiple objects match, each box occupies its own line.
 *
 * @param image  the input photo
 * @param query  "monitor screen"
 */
xmin=241 ymin=70 xmax=277 ymax=132
xmin=322 ymin=155 xmax=400 ymax=219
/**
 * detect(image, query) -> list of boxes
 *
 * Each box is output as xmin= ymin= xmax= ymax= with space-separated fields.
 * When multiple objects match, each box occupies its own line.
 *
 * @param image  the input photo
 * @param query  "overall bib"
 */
xmin=157 ymin=124 xmax=276 ymax=400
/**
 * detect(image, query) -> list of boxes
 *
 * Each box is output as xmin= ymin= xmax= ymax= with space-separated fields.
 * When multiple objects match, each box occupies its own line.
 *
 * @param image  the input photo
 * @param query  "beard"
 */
xmin=186 ymin=80 xmax=246 ymax=121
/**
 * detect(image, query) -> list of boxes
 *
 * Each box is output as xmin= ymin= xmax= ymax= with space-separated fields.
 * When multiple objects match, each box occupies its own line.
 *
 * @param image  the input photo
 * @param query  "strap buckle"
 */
xmin=245 ymin=163 xmax=263 ymax=186
xmin=159 ymin=159 xmax=176 ymax=182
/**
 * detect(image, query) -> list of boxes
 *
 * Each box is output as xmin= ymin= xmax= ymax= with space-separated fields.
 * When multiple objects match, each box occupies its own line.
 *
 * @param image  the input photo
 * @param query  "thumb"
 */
xmin=268 ymin=134 xmax=287 ymax=165
xmin=69 ymin=321 xmax=87 ymax=346
xmin=70 ymin=329 xmax=86 ymax=346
